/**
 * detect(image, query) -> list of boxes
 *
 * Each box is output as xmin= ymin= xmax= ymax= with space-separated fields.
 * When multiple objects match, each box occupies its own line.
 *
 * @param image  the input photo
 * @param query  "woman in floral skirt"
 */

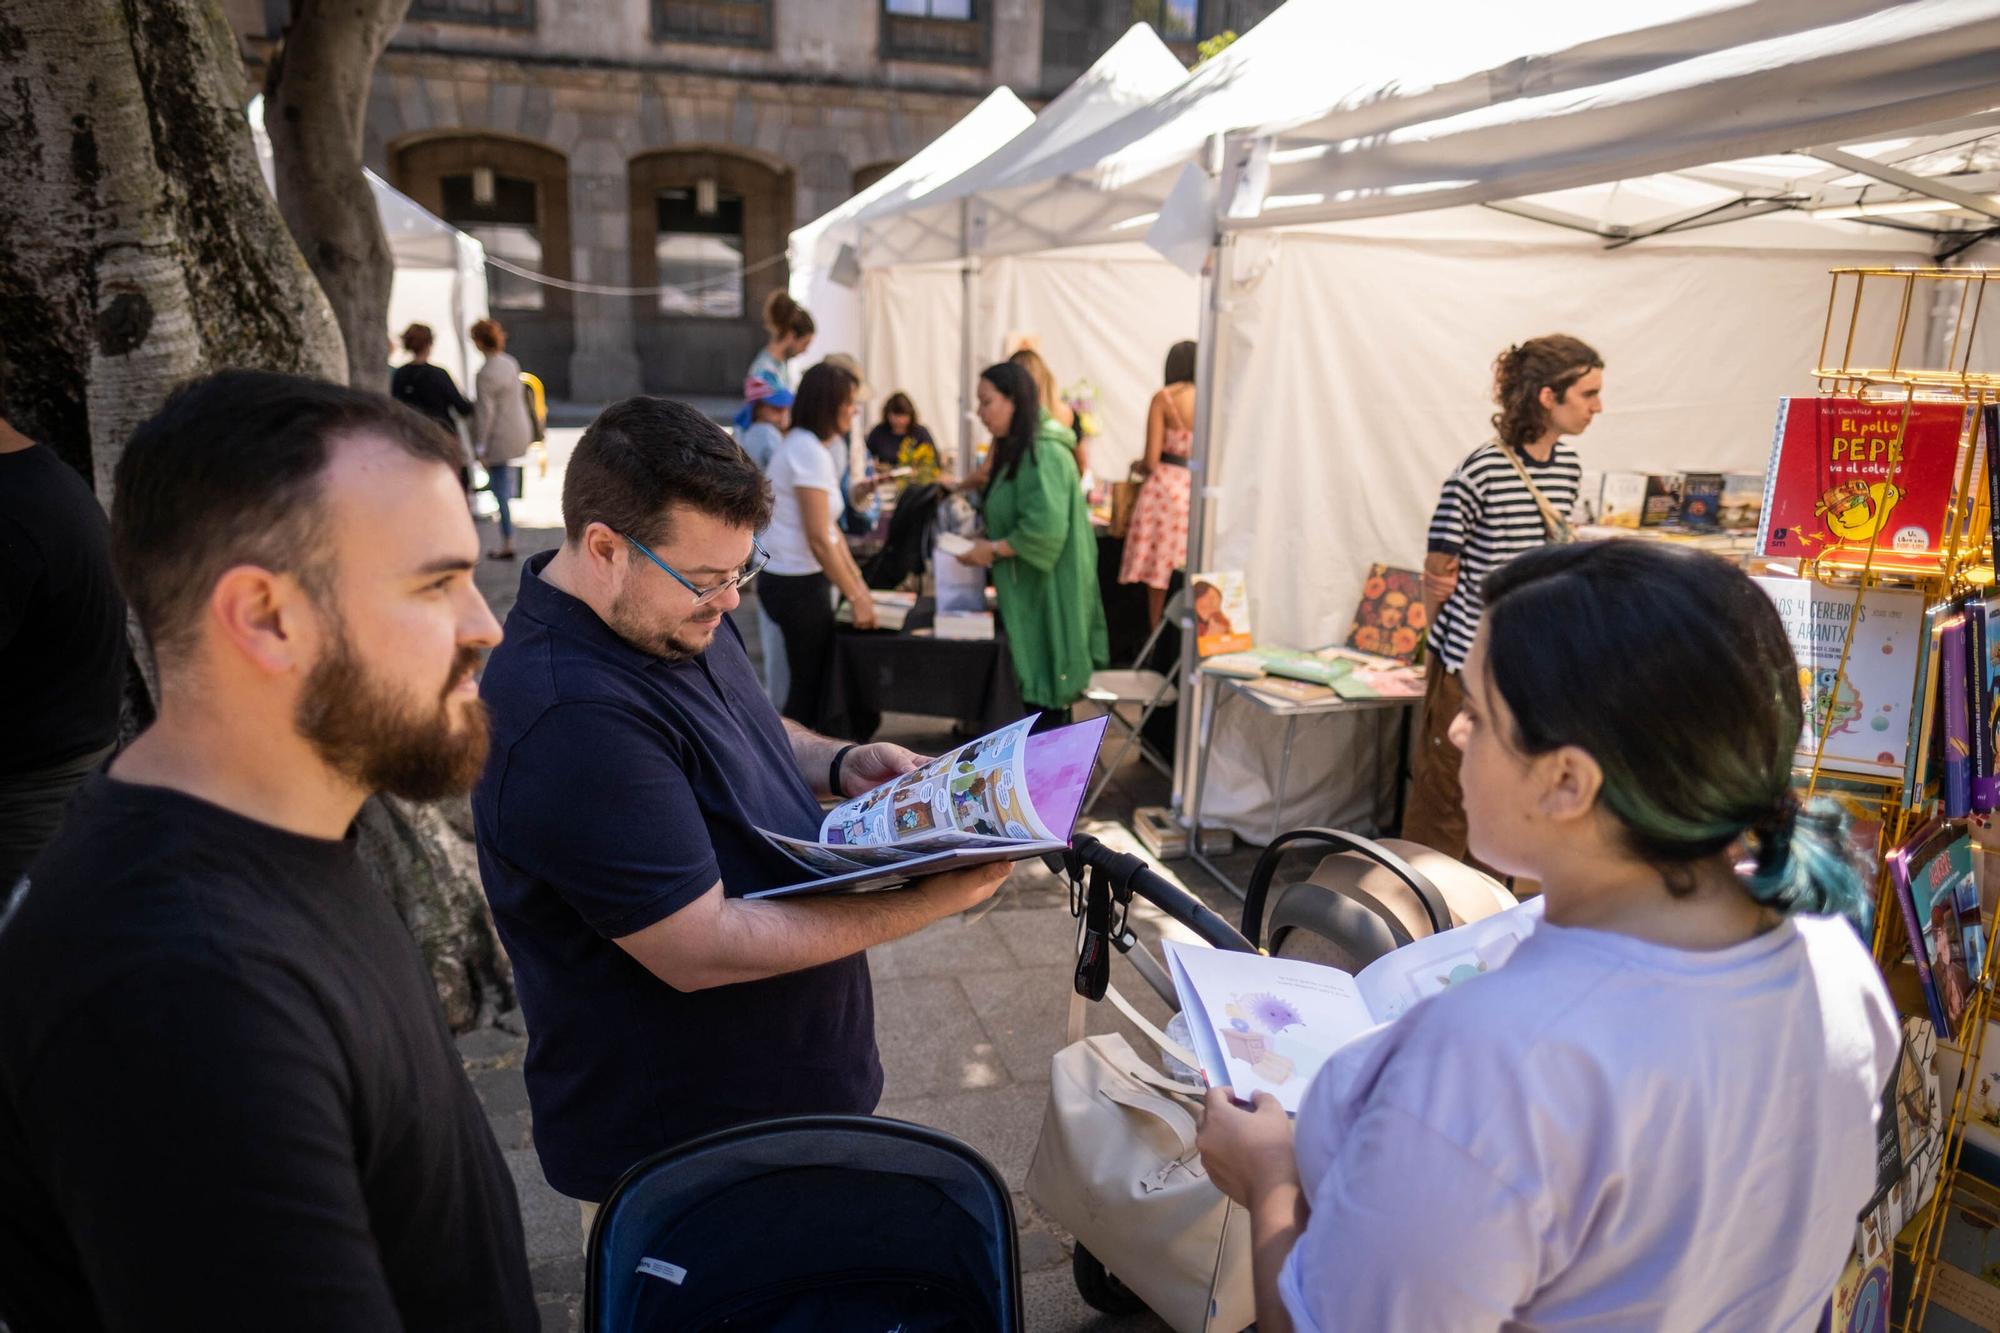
xmin=1119 ymin=340 xmax=1197 ymax=631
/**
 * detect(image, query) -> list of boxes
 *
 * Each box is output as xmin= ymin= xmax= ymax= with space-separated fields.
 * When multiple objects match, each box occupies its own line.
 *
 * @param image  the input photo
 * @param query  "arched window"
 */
xmin=628 ymin=149 xmax=793 ymax=395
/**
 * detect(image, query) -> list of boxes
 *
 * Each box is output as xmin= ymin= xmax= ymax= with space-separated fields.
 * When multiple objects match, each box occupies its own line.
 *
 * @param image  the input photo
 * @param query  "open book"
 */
xmin=1163 ymin=899 xmax=1543 ymax=1113
xmin=748 ymin=714 xmax=1109 ymax=899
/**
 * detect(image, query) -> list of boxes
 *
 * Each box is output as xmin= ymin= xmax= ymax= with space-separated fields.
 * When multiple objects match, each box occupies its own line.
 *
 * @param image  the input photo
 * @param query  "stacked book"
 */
xmin=1202 ymin=644 xmax=1424 ymax=702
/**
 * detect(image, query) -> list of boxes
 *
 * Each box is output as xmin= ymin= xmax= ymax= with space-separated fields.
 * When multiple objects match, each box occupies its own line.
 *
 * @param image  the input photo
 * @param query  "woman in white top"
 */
xmin=756 ymin=362 xmax=878 ymax=726
xmin=471 ymin=318 xmax=535 ymax=561
xmin=1198 ymin=539 xmax=1899 ymax=1332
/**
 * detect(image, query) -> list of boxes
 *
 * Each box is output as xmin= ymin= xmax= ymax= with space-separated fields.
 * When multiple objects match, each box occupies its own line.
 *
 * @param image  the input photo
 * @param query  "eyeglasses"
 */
xmin=620 ymin=532 xmax=769 ymax=605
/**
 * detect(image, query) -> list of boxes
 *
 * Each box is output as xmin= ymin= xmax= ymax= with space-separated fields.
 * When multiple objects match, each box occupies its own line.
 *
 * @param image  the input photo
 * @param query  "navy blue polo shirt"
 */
xmin=472 ymin=552 xmax=881 ymax=1201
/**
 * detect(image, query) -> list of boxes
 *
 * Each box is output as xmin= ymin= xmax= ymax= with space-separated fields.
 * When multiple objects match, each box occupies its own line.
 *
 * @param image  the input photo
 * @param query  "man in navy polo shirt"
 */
xmin=473 ymin=396 xmax=1007 ymax=1224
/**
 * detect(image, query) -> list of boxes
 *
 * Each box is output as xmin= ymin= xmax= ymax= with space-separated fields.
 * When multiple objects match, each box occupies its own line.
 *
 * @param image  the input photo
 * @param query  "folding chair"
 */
xmin=1080 ymin=589 xmax=1185 ymax=815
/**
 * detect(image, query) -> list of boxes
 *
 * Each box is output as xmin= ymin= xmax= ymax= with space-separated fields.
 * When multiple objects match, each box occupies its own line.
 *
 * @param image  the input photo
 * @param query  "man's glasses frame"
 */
xmin=620 ymin=532 xmax=768 ymax=605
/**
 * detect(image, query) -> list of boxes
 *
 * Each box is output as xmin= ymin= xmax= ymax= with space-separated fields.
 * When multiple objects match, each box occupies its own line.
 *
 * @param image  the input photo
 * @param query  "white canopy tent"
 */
xmin=1158 ymin=0 xmax=2000 ymax=836
xmin=247 ymin=96 xmax=491 ymax=389
xmin=850 ymin=26 xmax=1197 ymax=477
xmin=787 ymin=86 xmax=1034 ymax=374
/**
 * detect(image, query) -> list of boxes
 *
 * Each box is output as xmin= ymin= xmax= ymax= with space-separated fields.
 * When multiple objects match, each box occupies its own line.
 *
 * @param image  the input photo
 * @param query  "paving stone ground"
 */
xmin=466 ymin=428 xmax=1272 ymax=1331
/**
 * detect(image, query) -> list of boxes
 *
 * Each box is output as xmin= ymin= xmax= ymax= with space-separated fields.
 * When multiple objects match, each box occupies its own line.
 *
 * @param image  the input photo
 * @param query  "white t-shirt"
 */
xmin=763 ymin=428 xmax=843 ymax=576
xmin=1279 ymin=910 xmax=1898 ymax=1332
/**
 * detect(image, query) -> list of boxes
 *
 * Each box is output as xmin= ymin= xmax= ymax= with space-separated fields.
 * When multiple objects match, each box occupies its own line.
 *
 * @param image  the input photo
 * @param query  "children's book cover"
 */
xmin=1345 ymin=564 xmax=1425 ymax=662
xmin=1753 ymin=576 xmax=1925 ymax=780
xmin=1191 ymin=571 xmax=1253 ymax=657
xmin=1757 ymin=396 xmax=1974 ymax=572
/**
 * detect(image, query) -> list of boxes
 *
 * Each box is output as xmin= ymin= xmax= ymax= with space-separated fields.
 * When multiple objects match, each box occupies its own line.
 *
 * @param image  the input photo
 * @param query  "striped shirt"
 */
xmin=1425 ymin=440 xmax=1582 ymax=673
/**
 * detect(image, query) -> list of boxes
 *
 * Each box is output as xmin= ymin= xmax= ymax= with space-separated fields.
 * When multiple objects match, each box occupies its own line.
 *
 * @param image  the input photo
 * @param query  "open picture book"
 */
xmin=748 ymin=714 xmax=1109 ymax=899
xmin=1163 ymin=898 xmax=1544 ymax=1113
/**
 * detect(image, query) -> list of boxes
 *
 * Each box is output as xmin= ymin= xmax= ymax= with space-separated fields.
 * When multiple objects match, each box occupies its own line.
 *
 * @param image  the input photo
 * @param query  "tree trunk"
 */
xmin=266 ymin=0 xmax=408 ymax=394
xmin=0 ymin=0 xmax=512 ymax=1031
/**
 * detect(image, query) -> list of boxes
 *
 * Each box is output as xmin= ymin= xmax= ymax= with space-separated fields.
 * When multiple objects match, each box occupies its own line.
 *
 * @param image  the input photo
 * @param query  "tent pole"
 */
xmin=1171 ymin=231 xmax=1233 ymax=825
xmin=959 ymin=198 xmax=981 ymax=478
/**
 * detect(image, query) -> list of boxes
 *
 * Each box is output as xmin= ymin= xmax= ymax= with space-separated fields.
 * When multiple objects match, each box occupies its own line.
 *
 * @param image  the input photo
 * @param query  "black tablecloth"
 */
xmin=818 ymin=599 xmax=1027 ymax=741
xmin=1095 ymin=530 xmax=1153 ymax=667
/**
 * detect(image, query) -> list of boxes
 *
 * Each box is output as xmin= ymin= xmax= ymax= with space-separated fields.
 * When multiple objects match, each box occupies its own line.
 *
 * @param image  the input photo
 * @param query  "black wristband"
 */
xmin=829 ymin=744 xmax=860 ymax=797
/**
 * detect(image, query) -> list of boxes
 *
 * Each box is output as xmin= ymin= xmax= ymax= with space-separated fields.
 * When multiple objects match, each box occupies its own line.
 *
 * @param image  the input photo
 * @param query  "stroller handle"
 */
xmin=1067 ymin=834 xmax=1255 ymax=954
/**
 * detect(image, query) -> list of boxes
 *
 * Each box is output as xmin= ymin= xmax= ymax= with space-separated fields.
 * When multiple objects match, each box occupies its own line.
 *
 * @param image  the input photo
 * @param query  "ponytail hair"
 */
xmin=763 ymin=290 xmax=814 ymax=341
xmin=1740 ymin=796 xmax=1867 ymax=923
xmin=1480 ymin=540 xmax=1867 ymax=924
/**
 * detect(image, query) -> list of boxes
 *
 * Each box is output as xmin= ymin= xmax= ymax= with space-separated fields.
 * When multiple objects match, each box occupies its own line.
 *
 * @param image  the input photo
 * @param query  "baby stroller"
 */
xmin=585 ymin=1114 xmax=1021 ymax=1332
xmin=1040 ymin=830 xmax=1516 ymax=1328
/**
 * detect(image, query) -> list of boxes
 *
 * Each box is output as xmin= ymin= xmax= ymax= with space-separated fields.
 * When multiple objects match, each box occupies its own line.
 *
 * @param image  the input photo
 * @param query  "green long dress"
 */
xmin=983 ymin=413 xmax=1110 ymax=710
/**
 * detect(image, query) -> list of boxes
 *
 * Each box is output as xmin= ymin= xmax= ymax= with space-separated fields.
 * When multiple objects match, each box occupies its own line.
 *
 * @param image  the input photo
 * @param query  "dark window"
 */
xmin=656 ymin=188 xmax=745 ymax=318
xmin=407 ymin=0 xmax=535 ymax=28
xmin=653 ymin=0 xmax=772 ymax=47
xmin=882 ymin=0 xmax=984 ymax=64
xmin=441 ymin=173 xmax=546 ymax=311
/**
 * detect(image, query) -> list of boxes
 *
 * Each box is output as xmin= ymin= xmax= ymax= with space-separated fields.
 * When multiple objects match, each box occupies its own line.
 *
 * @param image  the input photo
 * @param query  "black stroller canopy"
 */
xmin=588 ymin=1115 xmax=1021 ymax=1332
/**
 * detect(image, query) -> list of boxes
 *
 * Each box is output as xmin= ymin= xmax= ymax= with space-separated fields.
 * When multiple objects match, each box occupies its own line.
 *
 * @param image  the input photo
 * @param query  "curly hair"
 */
xmin=1491 ymin=334 xmax=1603 ymax=451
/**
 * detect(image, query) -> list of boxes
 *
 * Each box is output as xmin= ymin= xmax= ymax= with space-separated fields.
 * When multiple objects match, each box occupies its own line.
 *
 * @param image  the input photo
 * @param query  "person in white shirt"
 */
xmin=1198 ymin=539 xmax=1899 ymax=1333
xmin=756 ymin=362 xmax=878 ymax=727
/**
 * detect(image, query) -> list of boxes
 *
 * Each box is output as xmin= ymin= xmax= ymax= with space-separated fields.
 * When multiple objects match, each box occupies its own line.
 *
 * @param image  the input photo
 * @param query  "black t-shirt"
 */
xmin=473 ymin=553 xmax=882 ymax=1201
xmin=391 ymin=361 xmax=473 ymax=431
xmin=866 ymin=421 xmax=936 ymax=466
xmin=0 ymin=779 xmax=536 ymax=1333
xmin=0 ymin=446 xmax=126 ymax=773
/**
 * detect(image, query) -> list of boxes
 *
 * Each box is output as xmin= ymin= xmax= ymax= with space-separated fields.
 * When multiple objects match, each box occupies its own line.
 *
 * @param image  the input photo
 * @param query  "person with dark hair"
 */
xmin=760 ymin=362 xmax=879 ymax=725
xmin=953 ymin=362 xmax=1107 ymax=731
xmin=1119 ymin=339 xmax=1199 ymax=629
xmin=1197 ymin=540 xmax=1898 ymax=1332
xmin=866 ymin=391 xmax=938 ymax=472
xmin=391 ymin=322 xmax=476 ymax=493
xmin=0 ymin=371 xmax=535 ymax=1331
xmin=471 ymin=318 xmax=535 ymax=561
xmin=0 ymin=414 xmax=127 ymax=889
xmin=1406 ymin=333 xmax=1603 ymax=867
xmin=471 ymin=395 xmax=1008 ymax=1237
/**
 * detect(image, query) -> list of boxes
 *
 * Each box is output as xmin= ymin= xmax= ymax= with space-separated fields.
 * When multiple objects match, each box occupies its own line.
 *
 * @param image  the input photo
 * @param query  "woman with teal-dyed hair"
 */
xmin=1198 ymin=539 xmax=1900 ymax=1332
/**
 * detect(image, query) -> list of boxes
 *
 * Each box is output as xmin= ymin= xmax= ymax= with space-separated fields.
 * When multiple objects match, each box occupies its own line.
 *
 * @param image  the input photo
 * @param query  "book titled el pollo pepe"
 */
xmin=1757 ymin=397 xmax=1975 ymax=573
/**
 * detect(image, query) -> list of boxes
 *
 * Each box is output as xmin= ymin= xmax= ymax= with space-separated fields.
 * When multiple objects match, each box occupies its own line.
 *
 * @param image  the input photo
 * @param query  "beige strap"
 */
xmin=1201 ymin=1201 xmax=1241 ymax=1333
xmin=1106 ymin=982 xmax=1202 ymax=1074
xmin=1493 ymin=440 xmax=1575 ymax=544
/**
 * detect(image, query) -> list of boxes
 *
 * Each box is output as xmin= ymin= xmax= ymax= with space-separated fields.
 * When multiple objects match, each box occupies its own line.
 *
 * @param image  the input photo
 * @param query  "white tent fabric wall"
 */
xmin=860 ymin=245 xmax=1198 ymax=481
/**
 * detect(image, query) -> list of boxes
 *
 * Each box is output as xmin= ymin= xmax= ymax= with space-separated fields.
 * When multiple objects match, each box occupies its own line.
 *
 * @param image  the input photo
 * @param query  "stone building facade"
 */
xmin=230 ymin=0 xmax=1278 ymax=400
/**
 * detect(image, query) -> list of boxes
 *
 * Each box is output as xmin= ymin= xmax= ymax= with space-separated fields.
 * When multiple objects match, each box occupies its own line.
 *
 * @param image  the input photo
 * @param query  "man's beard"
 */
xmin=296 ymin=631 xmax=489 ymax=802
xmin=609 ymin=587 xmax=721 ymax=662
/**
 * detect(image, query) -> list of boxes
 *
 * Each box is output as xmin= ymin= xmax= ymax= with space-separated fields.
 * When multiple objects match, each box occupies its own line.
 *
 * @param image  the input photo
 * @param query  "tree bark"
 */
xmin=0 ymin=0 xmax=512 ymax=1031
xmin=266 ymin=0 xmax=408 ymax=394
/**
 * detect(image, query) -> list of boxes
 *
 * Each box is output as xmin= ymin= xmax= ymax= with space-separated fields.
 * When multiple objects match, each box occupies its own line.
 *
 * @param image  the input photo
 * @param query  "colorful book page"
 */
xmin=1191 ymin=571 xmax=1253 ymax=657
xmin=1752 ymin=575 xmax=1925 ymax=780
xmin=1756 ymin=396 xmax=1973 ymax=572
xmin=1345 ymin=564 xmax=1425 ymax=662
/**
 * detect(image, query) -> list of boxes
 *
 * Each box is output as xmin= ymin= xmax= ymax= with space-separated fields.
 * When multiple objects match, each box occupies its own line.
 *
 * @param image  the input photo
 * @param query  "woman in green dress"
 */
xmin=953 ymin=361 xmax=1109 ymax=730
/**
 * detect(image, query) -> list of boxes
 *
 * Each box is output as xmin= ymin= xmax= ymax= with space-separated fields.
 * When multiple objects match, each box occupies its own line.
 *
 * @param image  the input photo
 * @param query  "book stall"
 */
xmin=1767 ymin=267 xmax=2000 ymax=1333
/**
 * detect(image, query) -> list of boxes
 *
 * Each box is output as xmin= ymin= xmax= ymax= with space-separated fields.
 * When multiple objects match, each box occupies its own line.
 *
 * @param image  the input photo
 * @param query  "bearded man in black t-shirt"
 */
xmin=0 ymin=372 xmax=536 ymax=1332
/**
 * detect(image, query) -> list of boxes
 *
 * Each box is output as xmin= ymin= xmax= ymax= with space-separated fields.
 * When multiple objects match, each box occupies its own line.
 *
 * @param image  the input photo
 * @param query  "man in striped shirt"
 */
xmin=1405 ymin=335 xmax=1605 ymax=867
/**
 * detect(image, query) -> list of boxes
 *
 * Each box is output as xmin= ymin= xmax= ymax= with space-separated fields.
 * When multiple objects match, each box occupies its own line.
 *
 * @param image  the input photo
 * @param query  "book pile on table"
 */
xmin=1202 ymin=644 xmax=1423 ymax=701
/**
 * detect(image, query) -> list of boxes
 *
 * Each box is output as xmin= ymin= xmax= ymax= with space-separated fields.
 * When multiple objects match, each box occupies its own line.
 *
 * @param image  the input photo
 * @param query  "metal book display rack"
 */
xmin=1801 ymin=266 xmax=1999 ymax=1329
